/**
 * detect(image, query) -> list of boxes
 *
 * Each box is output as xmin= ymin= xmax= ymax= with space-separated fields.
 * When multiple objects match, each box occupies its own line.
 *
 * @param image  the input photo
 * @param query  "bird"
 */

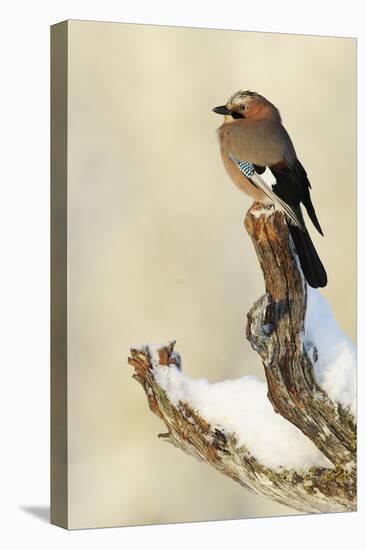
xmin=213 ymin=90 xmax=327 ymax=288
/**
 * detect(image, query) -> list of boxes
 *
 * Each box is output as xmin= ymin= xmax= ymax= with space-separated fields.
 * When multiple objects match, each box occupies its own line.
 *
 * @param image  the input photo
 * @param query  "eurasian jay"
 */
xmin=213 ymin=90 xmax=327 ymax=288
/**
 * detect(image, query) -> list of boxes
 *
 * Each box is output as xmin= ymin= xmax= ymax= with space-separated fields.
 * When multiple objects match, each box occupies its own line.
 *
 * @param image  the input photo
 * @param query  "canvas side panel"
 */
xmin=50 ymin=20 xmax=68 ymax=529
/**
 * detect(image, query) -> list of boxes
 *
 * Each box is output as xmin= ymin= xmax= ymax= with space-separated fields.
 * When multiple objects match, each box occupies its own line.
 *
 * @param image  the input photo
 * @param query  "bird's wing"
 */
xmin=262 ymin=124 xmax=324 ymax=236
xmin=229 ymin=152 xmax=305 ymax=231
xmin=269 ymin=158 xmax=324 ymax=236
xmin=253 ymin=164 xmax=266 ymax=175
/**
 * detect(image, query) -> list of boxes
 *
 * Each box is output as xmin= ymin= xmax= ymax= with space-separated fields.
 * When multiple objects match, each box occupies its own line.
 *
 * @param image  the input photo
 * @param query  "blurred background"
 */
xmin=66 ymin=20 xmax=356 ymax=529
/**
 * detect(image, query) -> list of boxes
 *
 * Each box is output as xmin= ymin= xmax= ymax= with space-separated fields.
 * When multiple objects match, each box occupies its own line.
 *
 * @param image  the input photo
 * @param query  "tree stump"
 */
xmin=128 ymin=203 xmax=356 ymax=513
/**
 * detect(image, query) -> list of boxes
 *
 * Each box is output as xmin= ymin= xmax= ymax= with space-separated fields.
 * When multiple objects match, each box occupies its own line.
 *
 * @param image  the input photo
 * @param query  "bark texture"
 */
xmin=128 ymin=202 xmax=356 ymax=513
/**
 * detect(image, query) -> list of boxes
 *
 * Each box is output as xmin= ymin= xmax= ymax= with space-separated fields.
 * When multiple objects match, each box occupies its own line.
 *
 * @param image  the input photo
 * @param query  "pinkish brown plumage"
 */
xmin=213 ymin=90 xmax=327 ymax=288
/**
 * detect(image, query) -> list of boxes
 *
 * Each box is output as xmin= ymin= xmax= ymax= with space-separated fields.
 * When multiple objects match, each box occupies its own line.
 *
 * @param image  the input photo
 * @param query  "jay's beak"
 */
xmin=212 ymin=105 xmax=232 ymax=115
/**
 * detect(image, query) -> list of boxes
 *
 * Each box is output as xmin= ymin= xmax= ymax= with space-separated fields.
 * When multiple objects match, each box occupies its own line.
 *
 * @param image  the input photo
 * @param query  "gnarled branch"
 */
xmin=128 ymin=202 xmax=356 ymax=513
xmin=245 ymin=206 xmax=356 ymax=467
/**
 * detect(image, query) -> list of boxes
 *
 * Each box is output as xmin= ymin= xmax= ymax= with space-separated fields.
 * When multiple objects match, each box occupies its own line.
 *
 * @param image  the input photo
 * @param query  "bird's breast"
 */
xmin=217 ymin=125 xmax=267 ymax=202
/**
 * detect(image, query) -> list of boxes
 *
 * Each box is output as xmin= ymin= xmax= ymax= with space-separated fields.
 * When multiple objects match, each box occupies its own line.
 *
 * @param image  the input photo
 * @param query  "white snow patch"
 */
xmin=148 ymin=343 xmax=164 ymax=366
xmin=304 ymin=288 xmax=356 ymax=417
xmin=153 ymin=363 xmax=332 ymax=471
xmin=138 ymin=288 xmax=355 ymax=471
xmin=251 ymin=207 xmax=271 ymax=218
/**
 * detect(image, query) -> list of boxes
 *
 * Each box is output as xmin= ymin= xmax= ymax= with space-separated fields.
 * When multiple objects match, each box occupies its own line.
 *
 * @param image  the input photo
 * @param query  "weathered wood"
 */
xmin=128 ymin=343 xmax=355 ymax=513
xmin=128 ymin=202 xmax=356 ymax=513
xmin=245 ymin=203 xmax=356 ymax=467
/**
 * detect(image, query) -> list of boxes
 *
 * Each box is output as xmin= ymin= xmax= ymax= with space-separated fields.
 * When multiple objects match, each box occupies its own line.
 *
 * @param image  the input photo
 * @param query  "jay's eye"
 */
xmin=239 ymin=105 xmax=246 ymax=111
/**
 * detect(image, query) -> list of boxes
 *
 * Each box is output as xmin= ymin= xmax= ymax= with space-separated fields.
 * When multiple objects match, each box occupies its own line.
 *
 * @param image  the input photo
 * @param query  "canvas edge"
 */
xmin=50 ymin=20 xmax=69 ymax=530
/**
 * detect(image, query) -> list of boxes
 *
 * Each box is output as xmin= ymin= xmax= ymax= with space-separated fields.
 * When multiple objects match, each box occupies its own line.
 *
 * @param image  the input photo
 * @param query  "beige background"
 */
xmin=67 ymin=20 xmax=356 ymax=529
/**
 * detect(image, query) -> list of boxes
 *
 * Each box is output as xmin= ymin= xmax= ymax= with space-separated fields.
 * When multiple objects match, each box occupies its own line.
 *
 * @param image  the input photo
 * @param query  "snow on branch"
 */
xmin=128 ymin=203 xmax=356 ymax=513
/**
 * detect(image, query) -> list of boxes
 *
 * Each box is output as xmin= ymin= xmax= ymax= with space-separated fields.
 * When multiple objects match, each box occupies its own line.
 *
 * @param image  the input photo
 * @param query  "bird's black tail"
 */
xmin=288 ymin=224 xmax=327 ymax=288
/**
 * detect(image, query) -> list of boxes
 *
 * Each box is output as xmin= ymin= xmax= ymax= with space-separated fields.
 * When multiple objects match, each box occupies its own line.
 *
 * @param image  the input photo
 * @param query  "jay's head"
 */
xmin=213 ymin=90 xmax=281 ymax=122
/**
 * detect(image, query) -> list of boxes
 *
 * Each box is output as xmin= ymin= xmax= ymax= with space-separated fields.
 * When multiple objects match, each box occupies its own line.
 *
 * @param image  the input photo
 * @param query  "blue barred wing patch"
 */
xmin=228 ymin=151 xmax=305 ymax=230
xmin=229 ymin=153 xmax=255 ymax=178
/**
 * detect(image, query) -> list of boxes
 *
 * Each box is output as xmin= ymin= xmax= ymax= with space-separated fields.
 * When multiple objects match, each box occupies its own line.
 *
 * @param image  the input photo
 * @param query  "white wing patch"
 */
xmin=261 ymin=167 xmax=277 ymax=187
xmin=229 ymin=152 xmax=305 ymax=231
